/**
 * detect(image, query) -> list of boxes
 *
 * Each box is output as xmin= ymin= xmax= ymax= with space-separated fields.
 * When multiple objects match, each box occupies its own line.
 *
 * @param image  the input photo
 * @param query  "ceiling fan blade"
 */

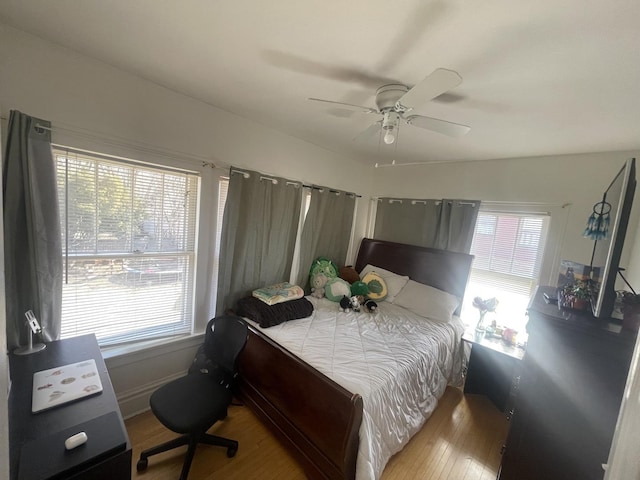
xmin=405 ymin=115 xmax=470 ymax=137
xmin=353 ymin=121 xmax=382 ymax=142
xmin=398 ymin=68 xmax=463 ymax=109
xmin=307 ymin=97 xmax=377 ymax=114
xmin=264 ymin=50 xmax=398 ymax=89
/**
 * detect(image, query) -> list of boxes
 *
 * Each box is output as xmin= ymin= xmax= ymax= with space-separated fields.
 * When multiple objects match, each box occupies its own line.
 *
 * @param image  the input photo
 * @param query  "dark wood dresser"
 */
xmin=499 ymin=286 xmax=637 ymax=480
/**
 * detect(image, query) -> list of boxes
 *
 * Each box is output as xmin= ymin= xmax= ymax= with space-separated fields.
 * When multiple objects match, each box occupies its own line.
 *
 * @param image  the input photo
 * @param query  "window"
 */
xmin=289 ymin=188 xmax=313 ymax=284
xmin=55 ymin=147 xmax=199 ymax=346
xmin=463 ymin=210 xmax=550 ymax=334
xmin=209 ymin=176 xmax=229 ymax=310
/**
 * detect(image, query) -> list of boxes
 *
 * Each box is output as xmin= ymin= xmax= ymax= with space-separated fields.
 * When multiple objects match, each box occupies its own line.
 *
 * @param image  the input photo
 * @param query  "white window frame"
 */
xmin=463 ymin=202 xmax=570 ymax=332
xmin=52 ymin=143 xmax=228 ymax=350
xmin=55 ymin=147 xmax=201 ymax=346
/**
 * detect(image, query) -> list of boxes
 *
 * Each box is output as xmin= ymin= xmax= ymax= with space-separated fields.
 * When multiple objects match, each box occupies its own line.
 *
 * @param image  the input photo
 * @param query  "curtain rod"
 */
xmin=40 ymin=122 xmax=219 ymax=169
xmin=0 ymin=115 xmax=221 ymax=169
xmin=310 ymin=185 xmax=360 ymax=198
xmin=230 ymin=168 xmax=361 ymax=198
xmin=3 ymin=115 xmax=360 ymax=196
xmin=374 ymin=197 xmax=476 ymax=206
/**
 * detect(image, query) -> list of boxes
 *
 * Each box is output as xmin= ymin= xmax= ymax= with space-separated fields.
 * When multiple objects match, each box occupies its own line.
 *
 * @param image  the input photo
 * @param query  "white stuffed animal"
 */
xmin=310 ymin=272 xmax=329 ymax=298
xmin=349 ymin=295 xmax=361 ymax=313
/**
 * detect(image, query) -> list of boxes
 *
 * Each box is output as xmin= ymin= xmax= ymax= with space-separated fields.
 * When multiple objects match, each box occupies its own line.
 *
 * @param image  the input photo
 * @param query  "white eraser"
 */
xmin=64 ymin=431 xmax=88 ymax=450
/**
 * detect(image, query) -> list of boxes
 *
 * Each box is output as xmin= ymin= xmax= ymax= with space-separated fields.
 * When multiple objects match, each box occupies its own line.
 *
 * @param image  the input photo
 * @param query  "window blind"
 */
xmin=470 ymin=213 xmax=547 ymax=296
xmin=54 ymin=147 xmax=199 ymax=346
xmin=465 ymin=211 xmax=549 ymax=332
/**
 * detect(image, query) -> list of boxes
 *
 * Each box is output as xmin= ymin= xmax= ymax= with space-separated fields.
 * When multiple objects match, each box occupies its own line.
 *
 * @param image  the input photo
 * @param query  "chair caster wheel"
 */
xmin=227 ymin=447 xmax=237 ymax=458
xmin=137 ymin=457 xmax=148 ymax=471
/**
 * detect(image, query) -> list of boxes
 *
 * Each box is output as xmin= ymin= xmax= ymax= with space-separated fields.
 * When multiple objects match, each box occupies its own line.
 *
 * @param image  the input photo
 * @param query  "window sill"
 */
xmin=102 ymin=334 xmax=205 ymax=368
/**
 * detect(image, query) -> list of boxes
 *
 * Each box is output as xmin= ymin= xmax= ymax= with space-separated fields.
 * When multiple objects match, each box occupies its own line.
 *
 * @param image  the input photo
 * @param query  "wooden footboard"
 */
xmin=237 ymin=323 xmax=363 ymax=480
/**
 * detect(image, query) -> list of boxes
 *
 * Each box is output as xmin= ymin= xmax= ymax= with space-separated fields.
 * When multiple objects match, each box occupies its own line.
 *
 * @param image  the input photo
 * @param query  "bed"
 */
xmin=236 ymin=238 xmax=474 ymax=480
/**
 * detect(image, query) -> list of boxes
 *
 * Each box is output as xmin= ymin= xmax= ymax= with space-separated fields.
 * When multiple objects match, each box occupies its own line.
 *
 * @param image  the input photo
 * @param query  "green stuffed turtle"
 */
xmin=309 ymin=257 xmax=338 ymax=280
xmin=308 ymin=256 xmax=338 ymax=296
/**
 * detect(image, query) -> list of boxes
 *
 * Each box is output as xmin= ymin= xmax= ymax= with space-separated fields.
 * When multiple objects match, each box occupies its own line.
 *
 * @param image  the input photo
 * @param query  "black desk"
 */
xmin=9 ymin=334 xmax=132 ymax=480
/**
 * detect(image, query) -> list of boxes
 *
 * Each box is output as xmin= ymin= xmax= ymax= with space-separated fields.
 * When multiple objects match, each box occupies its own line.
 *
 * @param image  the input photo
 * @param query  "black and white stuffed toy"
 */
xmin=340 ymin=295 xmax=352 ymax=312
xmin=341 ymin=295 xmax=377 ymax=313
xmin=340 ymin=295 xmax=362 ymax=312
xmin=363 ymin=298 xmax=378 ymax=312
xmin=350 ymin=295 xmax=361 ymax=312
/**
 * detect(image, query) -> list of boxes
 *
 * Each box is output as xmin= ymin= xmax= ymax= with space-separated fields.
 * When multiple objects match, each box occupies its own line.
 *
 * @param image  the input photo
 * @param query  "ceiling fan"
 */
xmin=308 ymin=68 xmax=470 ymax=144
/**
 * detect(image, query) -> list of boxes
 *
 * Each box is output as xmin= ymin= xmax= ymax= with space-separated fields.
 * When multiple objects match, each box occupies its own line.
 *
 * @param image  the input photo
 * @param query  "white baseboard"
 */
xmin=104 ymin=334 xmax=203 ymax=419
xmin=117 ymin=370 xmax=187 ymax=419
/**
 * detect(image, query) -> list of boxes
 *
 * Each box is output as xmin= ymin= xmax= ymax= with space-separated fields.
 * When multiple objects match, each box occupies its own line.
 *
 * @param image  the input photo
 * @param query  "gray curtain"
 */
xmin=3 ymin=110 xmax=62 ymax=350
xmin=216 ymin=168 xmax=302 ymax=315
xmin=297 ymin=187 xmax=356 ymax=288
xmin=374 ymin=198 xmax=441 ymax=247
xmin=374 ymin=197 xmax=480 ymax=253
xmin=435 ymin=199 xmax=481 ymax=253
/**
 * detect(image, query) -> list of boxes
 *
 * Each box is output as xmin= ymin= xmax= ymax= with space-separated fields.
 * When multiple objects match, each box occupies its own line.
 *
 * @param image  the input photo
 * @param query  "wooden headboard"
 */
xmin=355 ymin=238 xmax=474 ymax=313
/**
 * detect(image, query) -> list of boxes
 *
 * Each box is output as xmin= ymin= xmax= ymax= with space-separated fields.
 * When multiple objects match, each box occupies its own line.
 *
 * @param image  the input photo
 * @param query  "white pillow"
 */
xmin=359 ymin=264 xmax=409 ymax=302
xmin=392 ymin=279 xmax=460 ymax=323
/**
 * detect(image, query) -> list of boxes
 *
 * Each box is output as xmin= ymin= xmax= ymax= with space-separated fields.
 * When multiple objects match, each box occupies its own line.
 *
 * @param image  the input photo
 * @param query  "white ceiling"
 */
xmin=1 ymin=0 xmax=639 ymax=165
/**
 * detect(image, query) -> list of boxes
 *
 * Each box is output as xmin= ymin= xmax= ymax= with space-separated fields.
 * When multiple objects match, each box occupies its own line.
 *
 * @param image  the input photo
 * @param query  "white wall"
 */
xmin=372 ymin=152 xmax=640 ymax=288
xmin=0 ymin=23 xmax=374 ymax=417
xmin=0 ymin=23 xmax=374 ymax=230
xmin=0 ymin=25 xmax=373 ymax=194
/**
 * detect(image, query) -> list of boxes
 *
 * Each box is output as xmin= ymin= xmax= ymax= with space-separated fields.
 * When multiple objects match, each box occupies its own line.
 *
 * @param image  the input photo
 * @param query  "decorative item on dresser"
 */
xmin=471 ymin=296 xmax=498 ymax=334
xmin=619 ymin=289 xmax=640 ymax=332
xmin=498 ymin=286 xmax=637 ymax=480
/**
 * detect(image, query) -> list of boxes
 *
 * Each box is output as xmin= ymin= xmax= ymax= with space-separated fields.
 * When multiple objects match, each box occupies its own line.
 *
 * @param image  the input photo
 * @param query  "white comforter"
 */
xmin=252 ymin=296 xmax=466 ymax=480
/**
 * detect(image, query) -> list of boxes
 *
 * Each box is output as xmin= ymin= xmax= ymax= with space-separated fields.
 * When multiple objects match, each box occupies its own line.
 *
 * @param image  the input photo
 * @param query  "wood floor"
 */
xmin=125 ymin=387 xmax=508 ymax=480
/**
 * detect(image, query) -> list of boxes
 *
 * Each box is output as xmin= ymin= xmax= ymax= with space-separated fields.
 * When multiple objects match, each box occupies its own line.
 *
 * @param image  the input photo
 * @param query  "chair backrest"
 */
xmin=203 ymin=315 xmax=248 ymax=382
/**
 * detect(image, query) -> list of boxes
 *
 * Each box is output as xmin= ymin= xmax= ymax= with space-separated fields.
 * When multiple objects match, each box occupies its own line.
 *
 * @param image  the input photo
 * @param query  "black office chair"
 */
xmin=137 ymin=315 xmax=249 ymax=480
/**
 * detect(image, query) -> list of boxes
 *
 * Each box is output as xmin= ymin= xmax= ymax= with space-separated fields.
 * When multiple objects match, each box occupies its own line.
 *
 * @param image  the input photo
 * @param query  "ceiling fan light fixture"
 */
xmin=381 ymin=111 xmax=399 ymax=144
xmin=383 ymin=129 xmax=396 ymax=144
